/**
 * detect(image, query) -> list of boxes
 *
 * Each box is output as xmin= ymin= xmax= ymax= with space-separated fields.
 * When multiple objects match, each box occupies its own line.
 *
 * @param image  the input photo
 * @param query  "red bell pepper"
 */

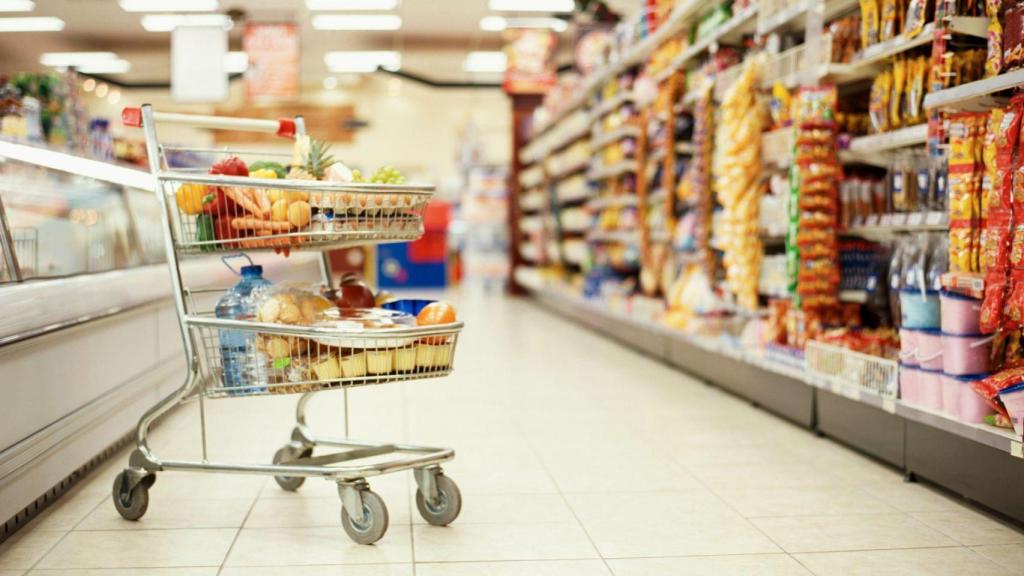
xmin=210 ymin=156 xmax=249 ymax=177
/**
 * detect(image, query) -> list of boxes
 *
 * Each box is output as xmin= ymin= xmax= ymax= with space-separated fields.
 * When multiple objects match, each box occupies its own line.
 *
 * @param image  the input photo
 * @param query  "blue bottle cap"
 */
xmin=240 ymin=265 xmax=263 ymax=275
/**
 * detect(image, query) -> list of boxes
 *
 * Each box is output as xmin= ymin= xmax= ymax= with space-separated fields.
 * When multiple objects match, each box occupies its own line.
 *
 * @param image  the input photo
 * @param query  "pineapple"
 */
xmin=287 ymin=136 xmax=336 ymax=181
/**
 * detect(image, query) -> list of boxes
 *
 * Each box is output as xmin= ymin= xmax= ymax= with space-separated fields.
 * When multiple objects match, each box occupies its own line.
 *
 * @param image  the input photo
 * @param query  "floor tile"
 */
xmin=911 ymin=509 xmax=1024 ymax=546
xmin=411 ymin=523 xmax=598 ymax=562
xmin=860 ymin=482 xmax=965 ymax=513
xmin=147 ymin=472 xmax=267 ymax=500
xmin=77 ymin=498 xmax=253 ymax=531
xmin=793 ymin=547 xmax=1016 ymax=575
xmin=225 ymin=526 xmax=412 ymax=566
xmin=246 ymin=496 xmax=411 ymax=528
xmin=712 ymin=485 xmax=898 ymax=518
xmin=34 ymin=529 xmax=235 ymax=569
xmin=0 ymin=530 xmax=65 ymax=570
xmin=579 ymin=514 xmax=781 ymax=558
xmin=752 ymin=514 xmax=958 ymax=553
xmin=416 ymin=560 xmax=611 ymax=575
xmin=972 ymin=544 xmax=1024 ymax=575
xmin=0 ymin=571 xmax=24 ymax=576
xmin=219 ymin=565 xmax=412 ymax=576
xmin=28 ymin=565 xmax=218 ymax=569
xmin=607 ymin=554 xmax=812 ymax=576
xmin=411 ymin=493 xmax=575 ymax=525
xmin=26 ymin=491 xmax=106 ymax=531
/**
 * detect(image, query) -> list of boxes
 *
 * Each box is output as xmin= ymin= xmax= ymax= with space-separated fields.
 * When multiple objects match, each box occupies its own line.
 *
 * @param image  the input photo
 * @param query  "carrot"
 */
xmin=231 ymin=217 xmax=293 ymax=232
xmin=249 ymin=187 xmax=272 ymax=216
xmin=224 ymin=188 xmax=264 ymax=218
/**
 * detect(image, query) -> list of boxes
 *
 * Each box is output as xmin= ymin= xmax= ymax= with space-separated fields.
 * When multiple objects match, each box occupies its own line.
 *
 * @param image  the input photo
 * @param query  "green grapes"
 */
xmin=352 ymin=166 xmax=406 ymax=184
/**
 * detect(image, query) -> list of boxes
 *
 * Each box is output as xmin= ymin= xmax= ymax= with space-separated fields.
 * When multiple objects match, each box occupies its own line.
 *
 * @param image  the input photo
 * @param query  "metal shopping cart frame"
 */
xmin=112 ymin=105 xmax=463 ymax=544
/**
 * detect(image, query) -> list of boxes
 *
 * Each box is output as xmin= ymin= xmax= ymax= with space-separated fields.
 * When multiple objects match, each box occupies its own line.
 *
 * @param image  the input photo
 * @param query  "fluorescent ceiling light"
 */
xmin=40 ymin=51 xmax=118 ymax=67
xmin=488 ymin=0 xmax=574 ymax=12
xmin=0 ymin=16 xmax=64 ymax=31
xmin=480 ymin=16 xmax=567 ymax=32
xmin=224 ymin=51 xmax=248 ymax=73
xmin=77 ymin=59 xmax=131 ymax=74
xmin=324 ymin=50 xmax=400 ymax=72
xmin=306 ymin=0 xmax=398 ymax=9
xmin=0 ymin=1 xmax=35 ymax=12
xmin=463 ymin=51 xmax=506 ymax=73
xmin=119 ymin=0 xmax=217 ymax=12
xmin=141 ymin=13 xmax=232 ymax=31
xmin=312 ymin=14 xmax=401 ymax=30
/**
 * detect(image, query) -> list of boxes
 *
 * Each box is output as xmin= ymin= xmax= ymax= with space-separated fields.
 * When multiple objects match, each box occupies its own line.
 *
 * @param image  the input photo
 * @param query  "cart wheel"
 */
xmin=112 ymin=470 xmax=150 ymax=521
xmin=340 ymin=489 xmax=389 ymax=545
xmin=415 ymin=474 xmax=461 ymax=527
xmin=273 ymin=444 xmax=313 ymax=492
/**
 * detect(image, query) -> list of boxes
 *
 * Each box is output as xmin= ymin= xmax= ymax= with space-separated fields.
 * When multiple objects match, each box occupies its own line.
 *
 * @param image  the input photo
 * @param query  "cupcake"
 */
xmin=338 ymin=352 xmax=367 ymax=377
xmin=312 ymin=355 xmax=341 ymax=380
xmin=415 ymin=344 xmax=436 ymax=369
xmin=366 ymin=349 xmax=394 ymax=374
xmin=394 ymin=347 xmax=416 ymax=372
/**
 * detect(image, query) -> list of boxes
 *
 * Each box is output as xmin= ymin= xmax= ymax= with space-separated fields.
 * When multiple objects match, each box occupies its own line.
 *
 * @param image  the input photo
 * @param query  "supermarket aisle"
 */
xmin=1 ymin=293 xmax=1023 ymax=576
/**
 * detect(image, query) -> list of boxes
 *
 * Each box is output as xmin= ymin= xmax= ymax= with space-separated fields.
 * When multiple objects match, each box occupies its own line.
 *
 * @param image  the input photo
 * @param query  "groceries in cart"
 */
xmin=204 ymin=276 xmax=460 ymax=396
xmin=172 ymin=136 xmax=428 ymax=255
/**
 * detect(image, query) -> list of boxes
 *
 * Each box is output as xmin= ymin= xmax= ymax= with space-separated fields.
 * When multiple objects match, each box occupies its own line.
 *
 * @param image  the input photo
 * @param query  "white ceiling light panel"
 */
xmin=463 ymin=51 xmax=506 ymax=73
xmin=119 ymin=0 xmax=218 ymax=12
xmin=312 ymin=14 xmax=401 ymax=30
xmin=305 ymin=0 xmax=399 ymax=10
xmin=141 ymin=13 xmax=233 ymax=32
xmin=480 ymin=16 xmax=567 ymax=32
xmin=488 ymin=0 xmax=574 ymax=12
xmin=0 ymin=16 xmax=64 ymax=31
xmin=324 ymin=51 xmax=400 ymax=72
xmin=0 ymin=1 xmax=35 ymax=12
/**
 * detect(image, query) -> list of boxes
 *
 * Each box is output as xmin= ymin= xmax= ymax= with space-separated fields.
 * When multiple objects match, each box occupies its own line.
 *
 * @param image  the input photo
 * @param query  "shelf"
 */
xmin=590 ymin=91 xmax=635 ymax=121
xmin=589 ymin=195 xmax=639 ymax=210
xmin=519 ymin=193 xmax=547 ymax=212
xmin=587 ymin=229 xmax=640 ymax=244
xmin=655 ymin=5 xmax=758 ymax=84
xmin=843 ymin=212 xmax=948 ymax=238
xmin=522 ymin=123 xmax=591 ymax=164
xmin=897 ymin=403 xmax=1021 ymax=455
xmin=557 ymin=186 xmax=591 ymax=205
xmin=525 ymin=0 xmax=702 ymax=144
xmin=676 ymin=141 xmax=695 ymax=154
xmin=549 ymin=159 xmax=589 ymax=181
xmin=924 ymin=68 xmax=1024 ymax=112
xmin=591 ymin=125 xmax=641 ymax=149
xmin=840 ymin=124 xmax=928 ymax=166
xmin=588 ymin=160 xmax=639 ymax=181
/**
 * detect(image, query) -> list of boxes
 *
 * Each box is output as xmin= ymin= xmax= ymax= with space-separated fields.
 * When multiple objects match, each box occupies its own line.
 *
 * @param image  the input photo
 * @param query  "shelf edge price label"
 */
xmin=882 ymin=398 xmax=896 ymax=414
xmin=907 ymin=212 xmax=924 ymax=226
xmin=1012 ymin=441 xmax=1023 ymax=459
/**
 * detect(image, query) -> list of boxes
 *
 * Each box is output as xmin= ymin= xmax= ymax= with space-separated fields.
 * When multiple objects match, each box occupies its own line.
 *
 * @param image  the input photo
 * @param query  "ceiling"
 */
xmin=0 ymin=0 xmax=584 ymax=85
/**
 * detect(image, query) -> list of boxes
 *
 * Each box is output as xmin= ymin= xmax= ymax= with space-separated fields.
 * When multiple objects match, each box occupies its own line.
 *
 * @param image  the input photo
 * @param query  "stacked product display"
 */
xmin=512 ymin=0 xmax=1024 ymax=525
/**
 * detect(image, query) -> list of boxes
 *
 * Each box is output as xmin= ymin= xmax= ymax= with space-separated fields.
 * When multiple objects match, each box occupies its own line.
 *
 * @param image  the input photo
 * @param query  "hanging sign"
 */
xmin=243 ymin=22 xmax=300 ymax=102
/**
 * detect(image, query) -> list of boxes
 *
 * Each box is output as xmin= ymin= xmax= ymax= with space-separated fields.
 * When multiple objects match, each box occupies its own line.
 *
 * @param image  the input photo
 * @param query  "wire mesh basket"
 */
xmin=188 ymin=313 xmax=463 ymax=398
xmin=805 ymin=340 xmax=899 ymax=398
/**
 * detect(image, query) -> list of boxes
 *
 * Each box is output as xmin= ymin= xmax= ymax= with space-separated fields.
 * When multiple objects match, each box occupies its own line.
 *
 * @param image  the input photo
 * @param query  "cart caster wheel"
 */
xmin=341 ymin=490 xmax=388 ymax=545
xmin=112 ymin=470 xmax=151 ymax=521
xmin=273 ymin=444 xmax=312 ymax=492
xmin=416 ymin=474 xmax=461 ymax=526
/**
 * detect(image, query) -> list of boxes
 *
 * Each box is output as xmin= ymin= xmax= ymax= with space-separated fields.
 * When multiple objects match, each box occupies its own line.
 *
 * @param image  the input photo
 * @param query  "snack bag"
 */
xmin=880 ymin=0 xmax=898 ymax=41
xmin=860 ymin=0 xmax=880 ymax=49
xmin=869 ymin=71 xmax=891 ymax=133
xmin=981 ymin=272 xmax=1008 ymax=333
xmin=891 ymin=58 xmax=908 ymax=129
xmin=904 ymin=0 xmax=928 ymax=38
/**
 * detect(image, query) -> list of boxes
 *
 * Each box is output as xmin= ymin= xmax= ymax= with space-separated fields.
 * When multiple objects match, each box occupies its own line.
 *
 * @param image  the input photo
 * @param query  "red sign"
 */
xmin=243 ymin=23 xmax=300 ymax=102
xmin=503 ymin=29 xmax=558 ymax=95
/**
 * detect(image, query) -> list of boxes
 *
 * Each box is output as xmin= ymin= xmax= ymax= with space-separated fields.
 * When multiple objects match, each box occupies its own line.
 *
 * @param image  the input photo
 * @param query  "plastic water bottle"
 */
xmin=215 ymin=263 xmax=271 ymax=394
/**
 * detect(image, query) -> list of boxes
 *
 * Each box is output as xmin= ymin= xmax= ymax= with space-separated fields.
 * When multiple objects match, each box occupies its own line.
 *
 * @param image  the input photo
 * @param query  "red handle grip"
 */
xmin=122 ymin=107 xmax=143 ymax=128
xmin=276 ymin=118 xmax=296 ymax=138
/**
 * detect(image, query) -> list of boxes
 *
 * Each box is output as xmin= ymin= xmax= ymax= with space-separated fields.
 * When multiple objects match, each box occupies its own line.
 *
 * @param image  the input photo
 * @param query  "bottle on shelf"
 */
xmin=215 ymin=261 xmax=272 ymax=394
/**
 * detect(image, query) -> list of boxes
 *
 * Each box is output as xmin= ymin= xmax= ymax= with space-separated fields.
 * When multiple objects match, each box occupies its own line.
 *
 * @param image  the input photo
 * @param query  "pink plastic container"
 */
xmin=940 ymin=374 xmax=961 ymax=418
xmin=900 ymin=364 xmax=921 ymax=405
xmin=957 ymin=374 xmax=993 ymax=423
xmin=942 ymin=333 xmax=994 ymax=376
xmin=916 ymin=329 xmax=943 ymax=370
xmin=918 ymin=369 xmax=943 ymax=410
xmin=940 ymin=291 xmax=983 ymax=335
xmin=899 ymin=329 xmax=918 ymax=366
xmin=998 ymin=384 xmax=1024 ymax=439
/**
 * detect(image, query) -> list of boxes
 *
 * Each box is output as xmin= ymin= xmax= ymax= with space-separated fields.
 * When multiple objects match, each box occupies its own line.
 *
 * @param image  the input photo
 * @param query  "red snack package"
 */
xmin=1004 ymin=272 xmax=1024 ymax=330
xmin=982 ymin=212 xmax=1013 ymax=272
xmin=981 ymin=272 xmax=1009 ymax=333
xmin=970 ymin=368 xmax=1024 ymax=418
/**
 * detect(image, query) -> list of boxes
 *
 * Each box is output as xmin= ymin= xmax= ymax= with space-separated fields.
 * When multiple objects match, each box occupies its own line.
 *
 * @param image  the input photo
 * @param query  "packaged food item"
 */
xmin=971 ymin=368 xmax=1024 ymax=418
xmin=1004 ymin=4 xmax=1024 ymax=71
xmin=880 ymin=0 xmax=898 ymax=41
xmin=949 ymin=224 xmax=975 ymax=272
xmin=890 ymin=58 xmax=907 ymax=129
xmin=987 ymin=11 xmax=1004 ymax=77
xmin=860 ymin=0 xmax=880 ymax=48
xmin=904 ymin=0 xmax=927 ymax=38
xmin=869 ymin=71 xmax=891 ymax=133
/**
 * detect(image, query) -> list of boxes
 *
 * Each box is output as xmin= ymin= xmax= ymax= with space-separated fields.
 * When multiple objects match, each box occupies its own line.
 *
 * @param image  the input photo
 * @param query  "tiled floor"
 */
xmin=2 ymin=293 xmax=1023 ymax=575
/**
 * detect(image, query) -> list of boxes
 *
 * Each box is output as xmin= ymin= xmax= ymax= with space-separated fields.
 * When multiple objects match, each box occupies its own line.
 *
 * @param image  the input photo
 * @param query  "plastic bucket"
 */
xmin=918 ymin=368 xmax=943 ymax=410
xmin=916 ymin=329 xmax=943 ymax=370
xmin=955 ymin=373 xmax=993 ymax=423
xmin=998 ymin=383 xmax=1024 ymax=439
xmin=940 ymin=290 xmax=982 ymax=335
xmin=941 ymin=333 xmax=994 ymax=376
xmin=940 ymin=373 xmax=961 ymax=418
xmin=900 ymin=364 xmax=921 ymax=405
xmin=899 ymin=328 xmax=918 ymax=366
xmin=900 ymin=288 xmax=940 ymax=329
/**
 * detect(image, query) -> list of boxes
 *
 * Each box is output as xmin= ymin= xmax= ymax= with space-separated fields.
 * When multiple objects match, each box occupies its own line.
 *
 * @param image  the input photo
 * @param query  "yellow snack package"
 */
xmin=860 ymin=0 xmax=880 ymax=49
xmin=869 ymin=70 xmax=891 ymax=133
xmin=890 ymin=58 xmax=907 ymax=129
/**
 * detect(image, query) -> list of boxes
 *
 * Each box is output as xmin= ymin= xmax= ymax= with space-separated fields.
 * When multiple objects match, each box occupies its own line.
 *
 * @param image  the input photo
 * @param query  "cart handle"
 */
xmin=122 ymin=107 xmax=297 ymax=138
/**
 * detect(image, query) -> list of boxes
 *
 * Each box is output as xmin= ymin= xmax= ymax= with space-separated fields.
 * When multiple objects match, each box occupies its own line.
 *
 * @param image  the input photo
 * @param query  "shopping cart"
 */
xmin=111 ymin=105 xmax=463 ymax=544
